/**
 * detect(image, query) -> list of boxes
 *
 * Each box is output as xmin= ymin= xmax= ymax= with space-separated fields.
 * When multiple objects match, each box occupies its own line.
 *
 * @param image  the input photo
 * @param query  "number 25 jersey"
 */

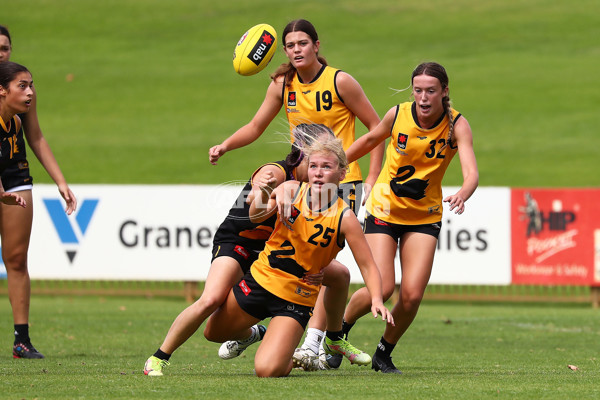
xmin=251 ymin=183 xmax=349 ymax=307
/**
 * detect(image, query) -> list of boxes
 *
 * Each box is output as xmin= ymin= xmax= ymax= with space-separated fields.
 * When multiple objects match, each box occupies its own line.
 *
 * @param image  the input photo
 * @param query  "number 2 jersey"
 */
xmin=367 ymin=102 xmax=461 ymax=225
xmin=250 ymin=183 xmax=349 ymax=307
xmin=283 ymin=65 xmax=362 ymax=184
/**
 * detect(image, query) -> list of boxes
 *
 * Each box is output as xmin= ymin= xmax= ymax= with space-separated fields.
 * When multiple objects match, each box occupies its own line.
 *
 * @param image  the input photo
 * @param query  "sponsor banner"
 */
xmin=337 ymin=187 xmax=511 ymax=285
xmin=18 ymin=185 xmax=509 ymax=284
xmin=511 ymin=188 xmax=600 ymax=285
xmin=27 ymin=184 xmax=242 ymax=280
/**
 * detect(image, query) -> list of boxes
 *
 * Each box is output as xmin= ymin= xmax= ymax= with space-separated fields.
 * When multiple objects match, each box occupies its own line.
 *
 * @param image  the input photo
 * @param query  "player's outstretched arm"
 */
xmin=340 ymin=210 xmax=394 ymax=326
xmin=209 ymin=80 xmax=283 ymax=165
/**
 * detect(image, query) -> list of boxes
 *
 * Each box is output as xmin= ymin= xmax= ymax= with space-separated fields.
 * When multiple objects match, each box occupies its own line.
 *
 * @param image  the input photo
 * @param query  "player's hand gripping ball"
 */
xmin=233 ymin=23 xmax=278 ymax=76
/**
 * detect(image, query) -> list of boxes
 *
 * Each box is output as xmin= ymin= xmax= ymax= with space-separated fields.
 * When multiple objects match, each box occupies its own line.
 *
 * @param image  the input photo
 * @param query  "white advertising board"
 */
xmin=336 ymin=187 xmax=511 ymax=285
xmin=24 ymin=184 xmax=240 ymax=280
xmin=1 ymin=185 xmax=510 ymax=285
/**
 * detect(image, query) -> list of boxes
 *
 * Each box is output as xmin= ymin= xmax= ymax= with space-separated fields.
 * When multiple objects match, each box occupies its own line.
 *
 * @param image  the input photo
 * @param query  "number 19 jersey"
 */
xmin=283 ymin=65 xmax=361 ymax=183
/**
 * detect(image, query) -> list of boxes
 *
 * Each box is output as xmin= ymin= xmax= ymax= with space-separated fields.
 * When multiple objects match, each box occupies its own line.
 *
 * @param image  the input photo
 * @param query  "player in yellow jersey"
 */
xmin=143 ymin=124 xmax=354 ymax=376
xmin=342 ymin=62 xmax=479 ymax=374
xmin=209 ymin=18 xmax=385 ymax=370
xmin=203 ymin=136 xmax=393 ymax=378
xmin=209 ymin=18 xmax=383 ymax=213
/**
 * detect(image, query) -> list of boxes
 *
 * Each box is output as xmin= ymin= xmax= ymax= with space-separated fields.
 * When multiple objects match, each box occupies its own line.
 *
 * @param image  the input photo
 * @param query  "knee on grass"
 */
xmin=254 ymin=359 xmax=292 ymax=378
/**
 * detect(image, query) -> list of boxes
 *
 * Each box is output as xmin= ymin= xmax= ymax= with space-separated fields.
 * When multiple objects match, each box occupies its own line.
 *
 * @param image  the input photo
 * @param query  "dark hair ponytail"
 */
xmin=0 ymin=61 xmax=29 ymax=89
xmin=270 ymin=19 xmax=327 ymax=87
xmin=0 ymin=25 xmax=11 ymax=45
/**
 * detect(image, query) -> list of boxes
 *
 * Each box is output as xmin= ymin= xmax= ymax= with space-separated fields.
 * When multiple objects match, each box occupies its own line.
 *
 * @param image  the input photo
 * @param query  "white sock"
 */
xmin=240 ymin=325 xmax=259 ymax=344
xmin=301 ymin=328 xmax=324 ymax=355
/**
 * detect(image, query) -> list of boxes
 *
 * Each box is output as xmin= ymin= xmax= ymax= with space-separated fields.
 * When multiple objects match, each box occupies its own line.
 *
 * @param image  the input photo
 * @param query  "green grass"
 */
xmin=1 ymin=295 xmax=598 ymax=399
xmin=2 ymin=0 xmax=599 ymax=186
xmin=1 ymin=2 xmax=599 ymax=398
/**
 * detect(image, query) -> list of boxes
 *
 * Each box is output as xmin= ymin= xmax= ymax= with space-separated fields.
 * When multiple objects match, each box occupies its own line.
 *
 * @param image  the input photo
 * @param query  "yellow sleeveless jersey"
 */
xmin=251 ymin=183 xmax=348 ymax=307
xmin=366 ymin=102 xmax=461 ymax=225
xmin=284 ymin=65 xmax=361 ymax=183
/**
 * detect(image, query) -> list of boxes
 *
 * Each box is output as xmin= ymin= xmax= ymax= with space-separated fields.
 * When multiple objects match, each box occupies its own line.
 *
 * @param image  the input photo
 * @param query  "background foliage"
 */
xmin=2 ymin=0 xmax=599 ymax=186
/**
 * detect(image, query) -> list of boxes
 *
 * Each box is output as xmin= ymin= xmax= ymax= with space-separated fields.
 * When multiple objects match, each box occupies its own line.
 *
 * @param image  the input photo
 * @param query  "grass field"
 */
xmin=1 ymin=295 xmax=599 ymax=399
xmin=2 ymin=2 xmax=600 ymax=399
xmin=2 ymin=0 xmax=599 ymax=187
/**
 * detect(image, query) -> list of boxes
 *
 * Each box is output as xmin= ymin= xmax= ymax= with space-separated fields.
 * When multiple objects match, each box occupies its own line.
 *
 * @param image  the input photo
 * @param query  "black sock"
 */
xmin=153 ymin=349 xmax=171 ymax=361
xmin=325 ymin=330 xmax=344 ymax=341
xmin=341 ymin=320 xmax=354 ymax=339
xmin=375 ymin=336 xmax=396 ymax=358
xmin=14 ymin=324 xmax=30 ymax=344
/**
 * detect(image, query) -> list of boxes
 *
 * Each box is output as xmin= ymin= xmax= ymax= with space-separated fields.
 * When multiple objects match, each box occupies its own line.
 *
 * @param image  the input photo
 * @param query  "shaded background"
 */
xmin=3 ymin=0 xmax=599 ymax=186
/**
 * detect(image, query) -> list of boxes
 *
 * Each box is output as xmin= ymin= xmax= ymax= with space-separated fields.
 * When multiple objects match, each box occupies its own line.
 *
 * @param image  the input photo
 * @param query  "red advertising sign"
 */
xmin=511 ymin=189 xmax=600 ymax=285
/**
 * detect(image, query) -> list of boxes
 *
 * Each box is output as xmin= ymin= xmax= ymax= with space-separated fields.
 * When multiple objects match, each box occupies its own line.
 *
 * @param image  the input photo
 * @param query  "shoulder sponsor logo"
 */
xmin=287 ymin=91 xmax=297 ymax=107
xmin=287 ymin=206 xmax=301 ymax=225
xmin=396 ymin=133 xmax=408 ymax=150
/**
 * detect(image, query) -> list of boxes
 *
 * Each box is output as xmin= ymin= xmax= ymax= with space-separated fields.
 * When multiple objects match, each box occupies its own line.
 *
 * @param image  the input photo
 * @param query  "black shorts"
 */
xmin=363 ymin=213 xmax=442 ymax=241
xmin=233 ymin=271 xmax=313 ymax=329
xmin=338 ymin=181 xmax=362 ymax=215
xmin=211 ymin=243 xmax=260 ymax=274
xmin=1 ymin=160 xmax=33 ymax=191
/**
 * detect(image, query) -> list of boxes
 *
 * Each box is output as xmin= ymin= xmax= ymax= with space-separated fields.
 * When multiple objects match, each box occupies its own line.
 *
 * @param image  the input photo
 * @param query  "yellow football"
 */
xmin=233 ymin=24 xmax=278 ymax=76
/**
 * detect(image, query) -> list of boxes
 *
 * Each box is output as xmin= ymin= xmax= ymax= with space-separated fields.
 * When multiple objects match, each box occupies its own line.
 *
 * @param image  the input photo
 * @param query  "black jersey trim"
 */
xmin=333 ymin=69 xmax=344 ymax=103
xmin=306 ymin=186 xmax=340 ymax=213
xmin=297 ymin=64 xmax=326 ymax=84
xmin=411 ymin=101 xmax=448 ymax=130
xmin=0 ymin=115 xmax=19 ymax=134
xmin=453 ymin=113 xmax=463 ymax=124
xmin=250 ymin=160 xmax=295 ymax=187
xmin=336 ymin=207 xmax=350 ymax=249
xmin=391 ymin=105 xmax=400 ymax=135
xmin=292 ymin=182 xmax=306 ymax=204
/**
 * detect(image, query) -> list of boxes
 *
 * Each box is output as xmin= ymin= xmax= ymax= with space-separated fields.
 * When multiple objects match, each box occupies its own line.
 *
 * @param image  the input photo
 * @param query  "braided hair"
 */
xmin=412 ymin=62 xmax=454 ymax=147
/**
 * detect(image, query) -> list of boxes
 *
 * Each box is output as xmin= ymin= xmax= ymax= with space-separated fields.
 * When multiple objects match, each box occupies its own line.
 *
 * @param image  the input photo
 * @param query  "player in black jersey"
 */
xmin=0 ymin=62 xmax=29 ymax=209
xmin=0 ymin=41 xmax=73 ymax=360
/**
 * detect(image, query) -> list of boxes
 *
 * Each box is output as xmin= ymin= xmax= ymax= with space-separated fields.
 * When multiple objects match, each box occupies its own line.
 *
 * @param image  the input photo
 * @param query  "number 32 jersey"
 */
xmin=251 ymin=183 xmax=349 ymax=307
xmin=367 ymin=102 xmax=461 ymax=225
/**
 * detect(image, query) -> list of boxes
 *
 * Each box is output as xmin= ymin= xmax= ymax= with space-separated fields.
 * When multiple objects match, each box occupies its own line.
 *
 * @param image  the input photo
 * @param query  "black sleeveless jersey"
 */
xmin=0 ymin=113 xmax=32 ymax=190
xmin=212 ymin=160 xmax=295 ymax=251
xmin=0 ymin=115 xmax=23 ymax=174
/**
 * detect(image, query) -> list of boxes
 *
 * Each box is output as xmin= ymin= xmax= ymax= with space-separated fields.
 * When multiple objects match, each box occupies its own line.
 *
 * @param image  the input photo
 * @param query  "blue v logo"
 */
xmin=44 ymin=199 xmax=99 ymax=262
